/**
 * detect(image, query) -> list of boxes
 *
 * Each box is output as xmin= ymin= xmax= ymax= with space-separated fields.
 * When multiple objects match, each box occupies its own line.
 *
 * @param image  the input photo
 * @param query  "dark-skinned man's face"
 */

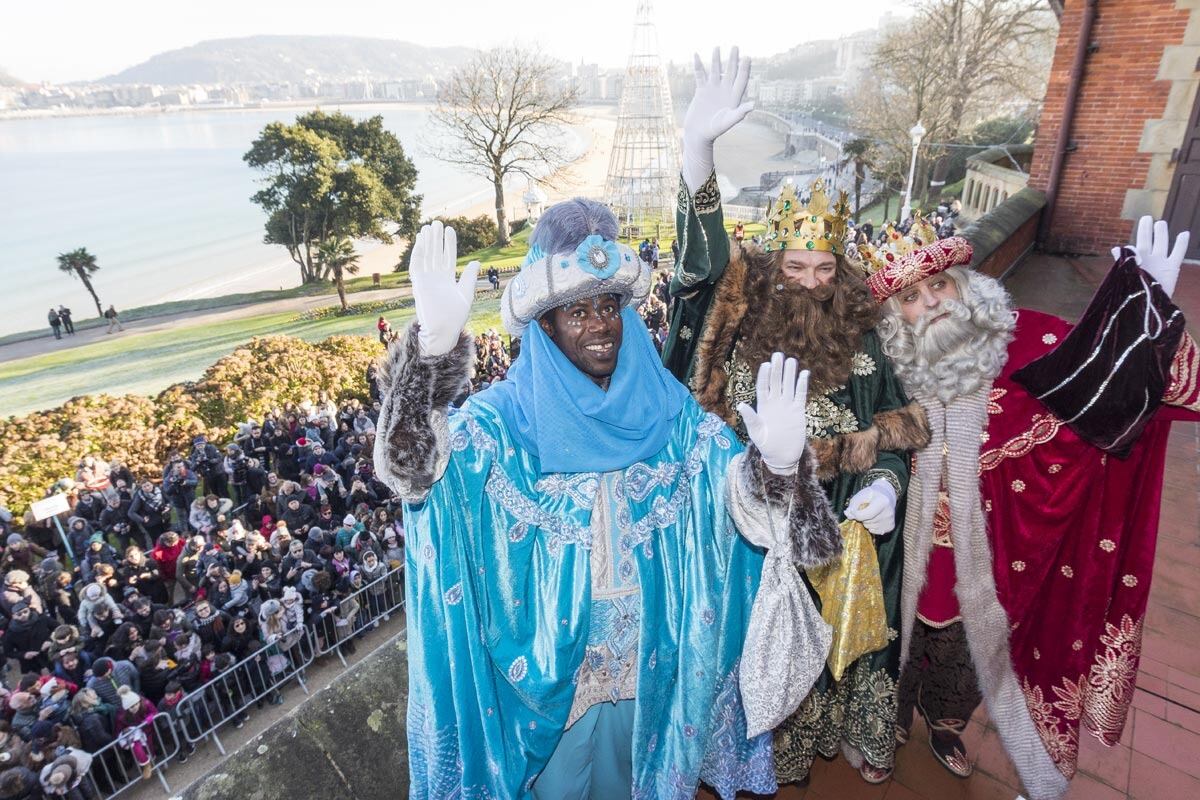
xmin=538 ymin=293 xmax=623 ymax=389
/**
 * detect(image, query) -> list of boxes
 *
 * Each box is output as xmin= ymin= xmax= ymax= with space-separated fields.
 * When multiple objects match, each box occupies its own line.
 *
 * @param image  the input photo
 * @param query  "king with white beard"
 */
xmin=869 ymin=225 xmax=1199 ymax=800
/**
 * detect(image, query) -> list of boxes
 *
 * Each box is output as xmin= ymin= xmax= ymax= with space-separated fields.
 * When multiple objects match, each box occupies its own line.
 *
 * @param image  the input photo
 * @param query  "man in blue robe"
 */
xmin=374 ymin=200 xmax=843 ymax=799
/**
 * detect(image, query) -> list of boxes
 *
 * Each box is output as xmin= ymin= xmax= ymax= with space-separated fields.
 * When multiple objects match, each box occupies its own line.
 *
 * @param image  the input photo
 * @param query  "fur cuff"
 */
xmin=809 ymin=402 xmax=930 ymax=482
xmin=730 ymin=445 xmax=842 ymax=569
xmin=372 ymin=323 xmax=474 ymax=503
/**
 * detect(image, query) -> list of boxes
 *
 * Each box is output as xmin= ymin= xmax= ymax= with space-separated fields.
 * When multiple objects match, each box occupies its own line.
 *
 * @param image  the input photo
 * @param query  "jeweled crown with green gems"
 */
xmin=763 ymin=179 xmax=851 ymax=255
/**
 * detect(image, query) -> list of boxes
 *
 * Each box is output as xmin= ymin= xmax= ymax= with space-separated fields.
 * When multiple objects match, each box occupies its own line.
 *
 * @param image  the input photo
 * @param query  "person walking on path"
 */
xmin=48 ymin=309 xmax=62 ymax=339
xmin=57 ymin=305 xmax=75 ymax=334
xmin=104 ymin=304 xmax=124 ymax=333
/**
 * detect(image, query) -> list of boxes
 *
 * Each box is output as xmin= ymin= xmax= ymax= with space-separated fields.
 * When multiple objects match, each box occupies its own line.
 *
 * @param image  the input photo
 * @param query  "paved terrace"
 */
xmin=731 ymin=256 xmax=1200 ymax=800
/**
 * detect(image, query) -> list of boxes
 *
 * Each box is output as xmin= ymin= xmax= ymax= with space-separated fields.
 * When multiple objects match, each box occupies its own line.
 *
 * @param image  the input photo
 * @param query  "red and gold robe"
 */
xmin=915 ymin=297 xmax=1199 ymax=780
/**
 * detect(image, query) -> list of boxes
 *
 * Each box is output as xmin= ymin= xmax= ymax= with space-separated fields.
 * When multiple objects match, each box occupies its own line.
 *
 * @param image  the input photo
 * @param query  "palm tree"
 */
xmin=317 ymin=237 xmax=361 ymax=310
xmin=840 ymin=138 xmax=874 ymax=224
xmin=56 ymin=247 xmax=103 ymax=316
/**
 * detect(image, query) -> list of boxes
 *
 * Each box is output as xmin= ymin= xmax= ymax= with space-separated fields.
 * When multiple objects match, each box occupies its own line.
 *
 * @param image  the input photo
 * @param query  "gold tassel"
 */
xmin=806 ymin=520 xmax=890 ymax=681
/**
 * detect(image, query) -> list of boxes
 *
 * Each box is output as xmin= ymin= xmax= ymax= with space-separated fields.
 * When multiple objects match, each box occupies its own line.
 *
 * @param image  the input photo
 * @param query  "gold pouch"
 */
xmin=806 ymin=519 xmax=889 ymax=681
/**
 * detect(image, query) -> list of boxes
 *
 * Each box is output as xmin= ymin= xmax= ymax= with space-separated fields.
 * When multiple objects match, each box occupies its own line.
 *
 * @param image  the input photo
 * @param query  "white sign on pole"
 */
xmin=30 ymin=493 xmax=70 ymax=522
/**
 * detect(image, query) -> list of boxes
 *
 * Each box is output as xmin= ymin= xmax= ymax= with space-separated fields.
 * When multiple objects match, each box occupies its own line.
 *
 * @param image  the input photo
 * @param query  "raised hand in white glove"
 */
xmin=1111 ymin=214 xmax=1189 ymax=298
xmin=682 ymin=46 xmax=753 ymax=194
xmin=737 ymin=352 xmax=809 ymax=475
xmin=844 ymin=479 xmax=897 ymax=535
xmin=409 ymin=220 xmax=481 ymax=357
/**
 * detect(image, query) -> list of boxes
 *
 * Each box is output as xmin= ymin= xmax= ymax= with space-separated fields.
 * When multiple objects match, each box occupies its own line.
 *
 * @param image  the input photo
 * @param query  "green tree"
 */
xmin=56 ymin=247 xmax=103 ymax=316
xmin=317 ymin=237 xmax=361 ymax=311
xmin=427 ymin=47 xmax=579 ymax=246
xmin=244 ymin=111 xmax=421 ymax=285
xmin=840 ymin=138 xmax=875 ymax=223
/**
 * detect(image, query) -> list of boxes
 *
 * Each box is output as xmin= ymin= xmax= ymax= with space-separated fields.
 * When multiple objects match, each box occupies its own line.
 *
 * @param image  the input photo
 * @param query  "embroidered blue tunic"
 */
xmin=404 ymin=395 xmax=775 ymax=799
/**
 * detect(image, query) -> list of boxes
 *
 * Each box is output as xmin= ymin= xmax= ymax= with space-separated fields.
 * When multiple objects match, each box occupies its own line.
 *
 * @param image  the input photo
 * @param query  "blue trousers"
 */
xmin=533 ymin=700 xmax=635 ymax=800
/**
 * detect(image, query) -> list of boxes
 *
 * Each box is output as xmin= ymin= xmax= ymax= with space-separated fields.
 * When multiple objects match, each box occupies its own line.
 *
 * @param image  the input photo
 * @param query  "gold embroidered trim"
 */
xmin=1081 ymin=614 xmax=1142 ymax=747
xmin=979 ymin=413 xmax=1063 ymax=473
xmin=693 ymin=171 xmax=721 ymax=214
xmin=1165 ymin=333 xmax=1199 ymax=410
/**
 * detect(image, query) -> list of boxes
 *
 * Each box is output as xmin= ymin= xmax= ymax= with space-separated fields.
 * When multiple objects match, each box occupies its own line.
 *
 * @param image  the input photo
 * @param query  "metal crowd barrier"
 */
xmin=172 ymin=622 xmax=315 ymax=756
xmin=81 ymin=567 xmax=407 ymax=798
xmin=84 ymin=712 xmax=181 ymax=799
xmin=311 ymin=564 xmax=406 ymax=666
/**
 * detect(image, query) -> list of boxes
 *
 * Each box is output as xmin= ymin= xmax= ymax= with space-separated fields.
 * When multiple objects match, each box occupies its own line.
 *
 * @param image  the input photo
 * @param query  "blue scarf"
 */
xmin=474 ymin=307 xmax=688 ymax=474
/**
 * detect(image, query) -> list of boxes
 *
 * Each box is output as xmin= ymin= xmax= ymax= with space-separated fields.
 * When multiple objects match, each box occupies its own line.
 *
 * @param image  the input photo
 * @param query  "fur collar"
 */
xmin=689 ymin=249 xmax=931 ymax=476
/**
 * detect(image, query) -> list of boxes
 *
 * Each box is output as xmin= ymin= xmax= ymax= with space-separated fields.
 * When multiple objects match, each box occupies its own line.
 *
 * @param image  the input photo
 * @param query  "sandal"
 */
xmin=859 ymin=762 xmax=893 ymax=784
xmin=928 ymin=727 xmax=973 ymax=778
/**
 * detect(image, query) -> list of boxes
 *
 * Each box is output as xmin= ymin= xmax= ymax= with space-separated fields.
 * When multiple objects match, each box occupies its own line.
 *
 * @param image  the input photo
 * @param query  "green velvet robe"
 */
xmin=663 ymin=172 xmax=911 ymax=779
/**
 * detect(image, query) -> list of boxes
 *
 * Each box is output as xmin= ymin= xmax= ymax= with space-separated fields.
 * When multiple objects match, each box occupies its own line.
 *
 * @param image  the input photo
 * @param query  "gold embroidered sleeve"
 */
xmin=1165 ymin=333 xmax=1200 ymax=412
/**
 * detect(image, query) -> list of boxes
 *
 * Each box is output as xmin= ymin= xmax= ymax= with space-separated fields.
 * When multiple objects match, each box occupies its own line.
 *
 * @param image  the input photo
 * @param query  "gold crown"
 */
xmin=857 ymin=224 xmax=918 ymax=276
xmin=909 ymin=211 xmax=938 ymax=247
xmin=763 ymin=179 xmax=851 ymax=255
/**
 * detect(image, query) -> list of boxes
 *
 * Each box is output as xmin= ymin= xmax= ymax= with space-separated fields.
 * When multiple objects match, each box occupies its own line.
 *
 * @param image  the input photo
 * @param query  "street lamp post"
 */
xmin=900 ymin=120 xmax=926 ymax=224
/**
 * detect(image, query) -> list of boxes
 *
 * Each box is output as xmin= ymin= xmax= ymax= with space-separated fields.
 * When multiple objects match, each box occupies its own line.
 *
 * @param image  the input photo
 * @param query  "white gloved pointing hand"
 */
xmin=682 ymin=46 xmax=753 ymax=194
xmin=409 ymin=220 xmax=480 ymax=357
xmin=1111 ymin=214 xmax=1189 ymax=298
xmin=844 ymin=479 xmax=897 ymax=535
xmin=737 ymin=352 xmax=809 ymax=474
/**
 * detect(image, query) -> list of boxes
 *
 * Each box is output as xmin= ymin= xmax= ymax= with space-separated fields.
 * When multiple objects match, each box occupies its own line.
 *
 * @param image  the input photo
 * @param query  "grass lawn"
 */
xmin=0 ymin=295 xmax=503 ymax=417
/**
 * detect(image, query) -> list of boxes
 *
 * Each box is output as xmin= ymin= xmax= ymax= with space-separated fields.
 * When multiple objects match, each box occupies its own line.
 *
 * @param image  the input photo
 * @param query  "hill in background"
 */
xmin=100 ymin=35 xmax=475 ymax=85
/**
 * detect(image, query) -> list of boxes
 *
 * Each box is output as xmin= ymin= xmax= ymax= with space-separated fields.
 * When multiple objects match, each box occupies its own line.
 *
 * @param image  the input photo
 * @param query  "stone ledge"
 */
xmin=184 ymin=636 xmax=410 ymax=800
xmin=960 ymin=187 xmax=1047 ymax=277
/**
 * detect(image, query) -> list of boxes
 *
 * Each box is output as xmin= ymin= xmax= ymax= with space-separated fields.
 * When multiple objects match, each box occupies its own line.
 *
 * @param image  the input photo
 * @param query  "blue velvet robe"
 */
xmin=403 ymin=394 xmax=775 ymax=799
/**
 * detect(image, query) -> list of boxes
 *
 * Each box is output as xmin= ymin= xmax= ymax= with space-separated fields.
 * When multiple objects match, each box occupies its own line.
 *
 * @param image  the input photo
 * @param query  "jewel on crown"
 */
xmin=763 ymin=178 xmax=851 ymax=255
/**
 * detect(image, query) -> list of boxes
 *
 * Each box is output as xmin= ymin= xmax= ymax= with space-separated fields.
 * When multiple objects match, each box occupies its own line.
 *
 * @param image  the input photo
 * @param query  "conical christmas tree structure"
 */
xmin=604 ymin=0 xmax=680 ymax=240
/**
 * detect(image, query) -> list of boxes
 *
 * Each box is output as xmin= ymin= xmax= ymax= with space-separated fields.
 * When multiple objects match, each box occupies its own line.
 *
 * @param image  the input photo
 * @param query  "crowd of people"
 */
xmin=0 ymin=393 xmax=406 ymax=796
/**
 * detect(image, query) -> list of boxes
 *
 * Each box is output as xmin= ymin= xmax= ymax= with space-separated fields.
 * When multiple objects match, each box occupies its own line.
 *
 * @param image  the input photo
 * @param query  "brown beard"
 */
xmin=737 ymin=249 xmax=880 ymax=393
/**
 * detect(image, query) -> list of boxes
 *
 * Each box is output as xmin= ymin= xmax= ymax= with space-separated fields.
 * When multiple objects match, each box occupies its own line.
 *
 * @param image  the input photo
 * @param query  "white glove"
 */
xmin=681 ymin=46 xmax=754 ymax=194
xmin=409 ymin=220 xmax=481 ymax=356
xmin=1111 ymin=215 xmax=1189 ymax=298
xmin=844 ymin=479 xmax=897 ymax=535
xmin=737 ymin=352 xmax=809 ymax=474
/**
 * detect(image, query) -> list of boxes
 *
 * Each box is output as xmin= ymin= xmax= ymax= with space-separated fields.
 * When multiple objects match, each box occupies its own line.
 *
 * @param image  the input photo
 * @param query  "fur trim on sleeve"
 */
xmin=808 ymin=402 xmax=931 ymax=482
xmin=372 ymin=323 xmax=474 ymax=503
xmin=728 ymin=444 xmax=842 ymax=569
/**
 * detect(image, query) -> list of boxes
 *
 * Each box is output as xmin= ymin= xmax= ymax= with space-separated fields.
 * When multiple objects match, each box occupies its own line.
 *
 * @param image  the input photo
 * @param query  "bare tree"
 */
xmin=854 ymin=0 xmax=1056 ymax=208
xmin=426 ymin=47 xmax=579 ymax=246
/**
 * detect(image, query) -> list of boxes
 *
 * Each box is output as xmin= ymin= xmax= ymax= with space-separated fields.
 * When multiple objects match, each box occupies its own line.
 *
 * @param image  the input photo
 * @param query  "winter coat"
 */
xmin=149 ymin=537 xmax=184 ymax=582
xmin=77 ymin=593 xmax=123 ymax=636
xmin=128 ymin=488 xmax=171 ymax=532
xmin=188 ymin=498 xmax=230 ymax=535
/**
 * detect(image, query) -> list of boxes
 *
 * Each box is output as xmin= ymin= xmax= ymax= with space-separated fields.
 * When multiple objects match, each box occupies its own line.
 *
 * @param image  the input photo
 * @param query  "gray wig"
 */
xmin=877 ymin=267 xmax=1016 ymax=403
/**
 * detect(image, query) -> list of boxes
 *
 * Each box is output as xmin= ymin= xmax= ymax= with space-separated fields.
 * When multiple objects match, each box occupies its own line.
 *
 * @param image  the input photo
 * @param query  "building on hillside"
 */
xmin=960 ymin=145 xmax=1034 ymax=223
xmin=1029 ymin=0 xmax=1200 ymax=257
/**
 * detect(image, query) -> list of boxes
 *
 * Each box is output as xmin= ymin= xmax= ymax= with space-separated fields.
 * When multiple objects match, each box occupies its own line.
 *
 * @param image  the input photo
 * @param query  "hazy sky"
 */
xmin=3 ymin=0 xmax=905 ymax=83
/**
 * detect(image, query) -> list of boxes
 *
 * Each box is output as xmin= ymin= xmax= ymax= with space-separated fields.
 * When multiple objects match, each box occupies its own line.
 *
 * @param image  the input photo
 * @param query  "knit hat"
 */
xmin=88 ymin=533 xmax=104 ymax=545
xmin=6 ymin=533 xmax=23 ymax=547
xmin=228 ymin=570 xmax=242 ymax=586
xmin=4 ymin=569 xmax=28 ymax=586
xmin=117 ymin=685 xmax=141 ymax=711
xmin=342 ymin=514 xmax=356 ymax=526
xmin=92 ymin=658 xmax=113 ymax=677
xmin=82 ymin=583 xmax=103 ymax=602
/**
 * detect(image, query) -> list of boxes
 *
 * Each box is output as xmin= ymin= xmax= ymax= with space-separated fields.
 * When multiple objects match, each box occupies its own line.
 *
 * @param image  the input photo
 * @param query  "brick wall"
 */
xmin=1029 ymin=0 xmax=1190 ymax=254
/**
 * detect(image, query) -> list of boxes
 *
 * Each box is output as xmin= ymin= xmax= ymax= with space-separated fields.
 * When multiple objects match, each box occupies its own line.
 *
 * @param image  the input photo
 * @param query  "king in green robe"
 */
xmin=663 ymin=173 xmax=931 ymax=783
